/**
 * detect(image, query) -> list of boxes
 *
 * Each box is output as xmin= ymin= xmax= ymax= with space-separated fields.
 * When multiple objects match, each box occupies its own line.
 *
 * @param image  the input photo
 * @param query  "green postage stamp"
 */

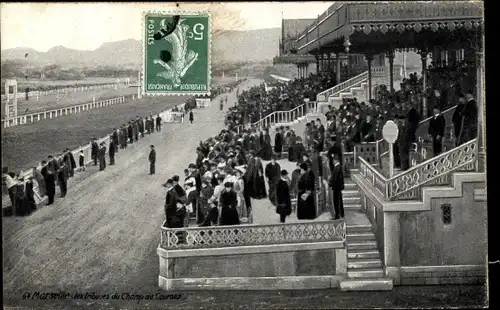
xmin=143 ymin=11 xmax=211 ymax=96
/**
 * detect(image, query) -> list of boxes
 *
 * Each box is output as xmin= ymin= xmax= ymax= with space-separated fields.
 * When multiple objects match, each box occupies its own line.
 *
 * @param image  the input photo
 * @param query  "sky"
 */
xmin=1 ymin=2 xmax=333 ymax=52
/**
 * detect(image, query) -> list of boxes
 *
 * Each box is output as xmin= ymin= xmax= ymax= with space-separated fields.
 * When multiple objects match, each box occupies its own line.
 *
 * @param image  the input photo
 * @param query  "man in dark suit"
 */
xmin=428 ymin=106 xmax=446 ymax=156
xmin=57 ymin=163 xmax=67 ymax=198
xmin=91 ymin=139 xmax=99 ymax=165
xmin=156 ymin=115 xmax=162 ymax=132
xmin=328 ymin=154 xmax=345 ymax=220
xmin=149 ymin=145 xmax=156 ymax=175
xmin=324 ymin=135 xmax=343 ymax=173
xmin=109 ymin=137 xmax=116 ymax=165
xmin=360 ymin=114 xmax=375 ymax=142
xmin=45 ymin=170 xmax=56 ymax=205
xmin=163 ymin=179 xmax=180 ymax=228
xmin=112 ymin=128 xmax=119 ymax=153
xmin=452 ymin=96 xmax=466 ymax=144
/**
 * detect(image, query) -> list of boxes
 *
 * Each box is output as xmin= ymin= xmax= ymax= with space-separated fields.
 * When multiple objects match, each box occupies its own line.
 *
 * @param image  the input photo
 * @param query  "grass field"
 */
xmin=3 ymin=76 xmax=237 ymax=116
xmin=1 ymin=77 xmax=234 ymax=173
xmin=2 ymin=77 xmax=137 ymax=89
xmin=1 ymin=95 xmax=185 ymax=173
xmin=13 ymin=87 xmax=139 ymax=115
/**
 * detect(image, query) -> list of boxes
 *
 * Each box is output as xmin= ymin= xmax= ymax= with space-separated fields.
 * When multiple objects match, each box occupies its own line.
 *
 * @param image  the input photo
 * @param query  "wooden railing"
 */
xmin=251 ymin=103 xmax=307 ymax=129
xmin=2 ymin=96 xmax=127 ymax=128
xmin=160 ymin=220 xmax=346 ymax=250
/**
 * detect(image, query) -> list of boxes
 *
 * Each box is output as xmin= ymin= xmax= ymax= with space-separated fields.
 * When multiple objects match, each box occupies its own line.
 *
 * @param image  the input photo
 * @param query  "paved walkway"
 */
xmin=2 ymin=79 xmax=263 ymax=295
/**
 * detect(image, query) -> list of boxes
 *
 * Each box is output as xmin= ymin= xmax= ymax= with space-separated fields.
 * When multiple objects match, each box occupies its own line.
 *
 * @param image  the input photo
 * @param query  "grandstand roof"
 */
xmin=282 ymin=19 xmax=316 ymax=40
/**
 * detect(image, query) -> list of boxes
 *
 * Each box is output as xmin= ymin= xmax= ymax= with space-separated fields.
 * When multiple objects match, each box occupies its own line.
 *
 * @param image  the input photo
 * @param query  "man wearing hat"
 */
xmin=274 ymin=127 xmax=284 ymax=159
xmin=328 ymin=154 xmax=345 ymax=220
xmin=145 ymin=145 xmax=155 ymax=174
xmin=187 ymin=163 xmax=202 ymax=192
xmin=108 ymin=137 xmax=116 ymax=166
xmin=98 ymin=142 xmax=106 ymax=171
xmin=163 ymin=179 xmax=181 ymax=228
xmin=265 ymin=155 xmax=281 ymax=206
xmin=275 ymin=169 xmax=292 ymax=223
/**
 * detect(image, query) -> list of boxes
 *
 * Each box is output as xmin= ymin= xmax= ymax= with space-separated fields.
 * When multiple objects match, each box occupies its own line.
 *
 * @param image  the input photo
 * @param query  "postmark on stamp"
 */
xmin=143 ymin=11 xmax=211 ymax=96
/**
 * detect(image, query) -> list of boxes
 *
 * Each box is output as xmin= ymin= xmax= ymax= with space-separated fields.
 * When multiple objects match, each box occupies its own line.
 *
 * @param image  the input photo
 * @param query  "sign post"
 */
xmin=304 ymin=98 xmax=310 ymax=113
xmin=382 ymin=120 xmax=399 ymax=178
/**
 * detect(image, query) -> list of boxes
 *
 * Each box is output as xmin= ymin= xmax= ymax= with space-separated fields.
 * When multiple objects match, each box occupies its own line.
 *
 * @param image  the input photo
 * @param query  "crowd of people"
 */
xmin=322 ymin=81 xmax=477 ymax=170
xmin=2 ymin=110 xmax=170 ymax=216
xmin=225 ymin=71 xmax=337 ymax=127
xmin=2 ymin=80 xmax=249 ymax=217
xmin=163 ymin=72 xmax=349 ymax=231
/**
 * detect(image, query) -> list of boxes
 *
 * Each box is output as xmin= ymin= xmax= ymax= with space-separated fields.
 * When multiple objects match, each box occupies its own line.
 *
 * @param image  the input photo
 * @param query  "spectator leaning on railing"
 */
xmin=3 ymin=108 xmax=176 ymax=216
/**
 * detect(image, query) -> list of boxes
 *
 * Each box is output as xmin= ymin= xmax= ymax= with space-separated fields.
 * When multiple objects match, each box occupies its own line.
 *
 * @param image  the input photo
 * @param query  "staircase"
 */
xmin=339 ymin=181 xmax=394 ymax=291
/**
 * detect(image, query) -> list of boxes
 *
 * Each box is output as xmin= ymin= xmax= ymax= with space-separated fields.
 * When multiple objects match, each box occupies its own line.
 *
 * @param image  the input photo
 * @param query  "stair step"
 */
xmin=340 ymin=278 xmax=393 ymax=291
xmin=346 ymin=233 xmax=375 ymax=241
xmin=347 ymin=268 xmax=384 ymax=279
xmin=343 ymin=196 xmax=361 ymax=204
xmin=348 ymin=250 xmax=381 ymax=259
xmin=342 ymin=190 xmax=359 ymax=197
xmin=344 ymin=204 xmax=362 ymax=211
xmin=348 ymin=259 xmax=382 ymax=269
xmin=347 ymin=224 xmax=372 ymax=233
xmin=347 ymin=241 xmax=377 ymax=250
xmin=344 ymin=183 xmax=357 ymax=190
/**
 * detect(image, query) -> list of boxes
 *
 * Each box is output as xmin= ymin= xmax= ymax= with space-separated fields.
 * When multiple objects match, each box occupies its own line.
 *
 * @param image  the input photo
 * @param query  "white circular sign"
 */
xmin=382 ymin=120 xmax=399 ymax=144
xmin=304 ymin=98 xmax=310 ymax=103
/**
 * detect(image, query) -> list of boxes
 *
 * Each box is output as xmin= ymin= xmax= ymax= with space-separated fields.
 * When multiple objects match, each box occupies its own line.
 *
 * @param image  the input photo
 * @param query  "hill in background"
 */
xmin=1 ymin=28 xmax=281 ymax=68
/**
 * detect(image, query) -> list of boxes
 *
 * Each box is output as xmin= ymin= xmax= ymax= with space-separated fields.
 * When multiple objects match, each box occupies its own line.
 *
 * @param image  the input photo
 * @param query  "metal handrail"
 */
xmin=316 ymin=71 xmax=368 ymax=102
xmin=251 ymin=103 xmax=306 ymax=128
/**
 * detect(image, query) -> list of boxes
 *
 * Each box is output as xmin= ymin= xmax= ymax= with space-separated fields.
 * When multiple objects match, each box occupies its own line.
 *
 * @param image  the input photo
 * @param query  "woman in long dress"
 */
xmin=252 ymin=153 xmax=267 ymax=199
xmin=219 ymin=182 xmax=240 ymax=226
xmin=296 ymin=162 xmax=316 ymax=220
xmin=260 ymin=129 xmax=273 ymax=160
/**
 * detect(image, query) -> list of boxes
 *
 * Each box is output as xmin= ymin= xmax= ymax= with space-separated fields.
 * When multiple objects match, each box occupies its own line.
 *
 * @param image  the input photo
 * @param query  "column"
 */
xmin=387 ymin=50 xmax=395 ymax=95
xmin=418 ymin=50 xmax=429 ymax=117
xmin=297 ymin=64 xmax=300 ymax=78
xmin=365 ymin=54 xmax=374 ymax=102
xmin=316 ymin=54 xmax=320 ymax=74
xmin=476 ymin=50 xmax=485 ymax=172
xmin=384 ymin=212 xmax=401 ymax=285
xmin=335 ymin=53 xmax=341 ymax=83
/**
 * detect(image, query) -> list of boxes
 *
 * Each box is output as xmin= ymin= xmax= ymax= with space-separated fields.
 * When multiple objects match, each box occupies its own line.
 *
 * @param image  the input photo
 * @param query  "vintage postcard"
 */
xmin=1 ymin=2 xmax=488 ymax=309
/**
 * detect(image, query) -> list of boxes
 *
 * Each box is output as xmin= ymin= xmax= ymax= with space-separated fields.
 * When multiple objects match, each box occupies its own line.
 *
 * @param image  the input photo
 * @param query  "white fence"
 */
xmin=2 ymin=83 xmax=126 ymax=101
xmin=9 ymin=102 xmax=187 ymax=186
xmin=2 ymin=96 xmax=127 ymax=128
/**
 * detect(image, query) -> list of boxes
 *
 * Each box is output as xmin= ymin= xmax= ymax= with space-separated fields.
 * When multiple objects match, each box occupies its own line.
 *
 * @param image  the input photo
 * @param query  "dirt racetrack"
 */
xmin=2 ymin=79 xmax=262 ymax=306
